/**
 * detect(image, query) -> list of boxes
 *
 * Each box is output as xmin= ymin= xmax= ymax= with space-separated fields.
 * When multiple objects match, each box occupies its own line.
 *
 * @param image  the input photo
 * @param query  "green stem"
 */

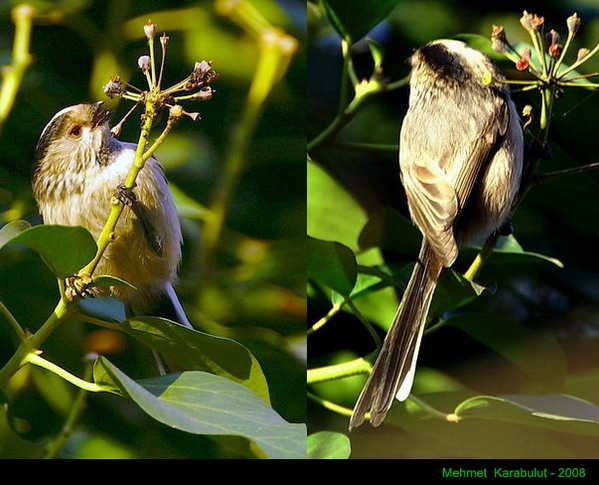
xmin=42 ymin=357 xmax=98 ymax=459
xmin=27 ymin=353 xmax=104 ymax=393
xmin=307 ymin=391 xmax=354 ymax=417
xmin=307 ymin=357 xmax=371 ymax=384
xmin=0 ymin=296 xmax=72 ymax=389
xmin=0 ymin=5 xmax=35 ymax=131
xmin=0 ymin=298 xmax=26 ymax=342
xmin=309 ymin=302 xmax=342 ymax=335
xmin=464 ymin=232 xmax=500 ymax=281
xmin=80 ymin=100 xmax=157 ymax=277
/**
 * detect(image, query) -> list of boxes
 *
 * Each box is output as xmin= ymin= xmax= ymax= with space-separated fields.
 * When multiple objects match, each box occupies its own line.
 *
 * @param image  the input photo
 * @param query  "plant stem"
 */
xmin=0 ymin=4 xmax=35 ymax=131
xmin=80 ymin=101 xmax=156 ymax=278
xmin=0 ymin=295 xmax=72 ymax=389
xmin=42 ymin=358 xmax=98 ymax=459
xmin=307 ymin=357 xmax=371 ymax=384
xmin=27 ymin=353 xmax=105 ymax=393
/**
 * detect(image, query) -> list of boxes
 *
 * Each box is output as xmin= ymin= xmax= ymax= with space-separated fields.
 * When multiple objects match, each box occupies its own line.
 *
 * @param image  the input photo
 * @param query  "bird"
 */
xmin=32 ymin=101 xmax=192 ymax=331
xmin=349 ymin=39 xmax=524 ymax=429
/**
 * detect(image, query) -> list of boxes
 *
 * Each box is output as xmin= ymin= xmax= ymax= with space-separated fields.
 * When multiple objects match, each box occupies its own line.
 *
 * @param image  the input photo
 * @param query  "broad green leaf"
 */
xmin=308 ymin=237 xmax=357 ymax=296
xmin=446 ymin=313 xmax=567 ymax=391
xmin=307 ymin=160 xmax=366 ymax=250
xmin=93 ymin=357 xmax=307 ymax=459
xmin=475 ymin=234 xmax=563 ymax=268
xmin=307 ymin=431 xmax=351 ymax=459
xmin=0 ymin=220 xmax=31 ymax=247
xmin=455 ymin=394 xmax=599 ymax=437
xmin=120 ymin=317 xmax=270 ymax=403
xmin=0 ymin=223 xmax=96 ymax=279
xmin=320 ymin=0 xmax=402 ymax=42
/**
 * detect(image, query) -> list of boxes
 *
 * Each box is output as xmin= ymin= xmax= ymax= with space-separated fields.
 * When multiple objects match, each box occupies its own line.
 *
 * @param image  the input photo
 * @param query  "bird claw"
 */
xmin=113 ymin=183 xmax=137 ymax=206
xmin=65 ymin=273 xmax=95 ymax=301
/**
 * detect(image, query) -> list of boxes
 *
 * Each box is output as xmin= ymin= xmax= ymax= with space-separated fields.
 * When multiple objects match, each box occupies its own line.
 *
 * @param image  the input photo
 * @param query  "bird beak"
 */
xmin=91 ymin=101 xmax=111 ymax=129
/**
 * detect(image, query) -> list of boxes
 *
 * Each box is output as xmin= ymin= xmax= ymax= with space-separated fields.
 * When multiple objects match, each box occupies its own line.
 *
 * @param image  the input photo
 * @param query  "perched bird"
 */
xmin=349 ymin=39 xmax=524 ymax=429
xmin=32 ymin=101 xmax=192 ymax=329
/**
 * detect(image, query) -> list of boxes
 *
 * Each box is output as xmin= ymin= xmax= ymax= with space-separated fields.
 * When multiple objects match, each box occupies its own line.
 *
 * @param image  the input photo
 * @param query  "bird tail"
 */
xmin=125 ymin=282 xmax=193 ymax=329
xmin=349 ymin=242 xmax=442 ymax=429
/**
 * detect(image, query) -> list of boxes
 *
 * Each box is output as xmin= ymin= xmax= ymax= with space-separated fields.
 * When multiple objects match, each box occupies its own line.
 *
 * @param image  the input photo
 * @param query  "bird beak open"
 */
xmin=91 ymin=101 xmax=111 ymax=129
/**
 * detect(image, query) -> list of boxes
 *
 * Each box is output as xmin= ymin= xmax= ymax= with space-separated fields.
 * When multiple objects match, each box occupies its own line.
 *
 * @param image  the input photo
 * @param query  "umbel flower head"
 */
xmin=490 ymin=12 xmax=599 ymax=92
xmin=103 ymin=20 xmax=218 ymax=127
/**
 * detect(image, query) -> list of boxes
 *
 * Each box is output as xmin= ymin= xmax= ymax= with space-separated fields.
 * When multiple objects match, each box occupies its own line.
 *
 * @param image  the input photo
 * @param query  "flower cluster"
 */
xmin=103 ymin=20 xmax=218 ymax=130
xmin=491 ymin=11 xmax=599 ymax=90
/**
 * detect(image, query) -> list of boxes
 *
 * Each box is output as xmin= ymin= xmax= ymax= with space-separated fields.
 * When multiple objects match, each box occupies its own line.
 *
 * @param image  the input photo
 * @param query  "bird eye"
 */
xmin=69 ymin=124 xmax=82 ymax=137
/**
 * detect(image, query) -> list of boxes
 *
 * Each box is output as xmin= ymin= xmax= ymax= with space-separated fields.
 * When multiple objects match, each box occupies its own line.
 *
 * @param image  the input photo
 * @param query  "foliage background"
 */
xmin=0 ymin=0 xmax=306 ymax=458
xmin=308 ymin=0 xmax=599 ymax=458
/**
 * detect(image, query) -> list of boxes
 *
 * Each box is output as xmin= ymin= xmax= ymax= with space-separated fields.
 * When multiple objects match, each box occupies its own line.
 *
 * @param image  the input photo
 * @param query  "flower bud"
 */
xmin=144 ymin=20 xmax=156 ymax=40
xmin=169 ymin=104 xmax=184 ymax=118
xmin=516 ymin=47 xmax=531 ymax=71
xmin=577 ymin=47 xmax=590 ymax=62
xmin=567 ymin=13 xmax=581 ymax=36
xmin=521 ymin=11 xmax=544 ymax=31
xmin=520 ymin=11 xmax=533 ymax=30
xmin=546 ymin=29 xmax=560 ymax=46
xmin=491 ymin=25 xmax=508 ymax=53
xmin=548 ymin=43 xmax=562 ymax=58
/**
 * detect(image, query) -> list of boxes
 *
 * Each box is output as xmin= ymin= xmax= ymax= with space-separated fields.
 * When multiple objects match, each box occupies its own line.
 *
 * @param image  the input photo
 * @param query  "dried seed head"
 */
xmin=138 ymin=55 xmax=152 ymax=72
xmin=491 ymin=25 xmax=508 ymax=53
xmin=144 ymin=20 xmax=156 ymax=40
xmin=103 ymin=76 xmax=126 ymax=98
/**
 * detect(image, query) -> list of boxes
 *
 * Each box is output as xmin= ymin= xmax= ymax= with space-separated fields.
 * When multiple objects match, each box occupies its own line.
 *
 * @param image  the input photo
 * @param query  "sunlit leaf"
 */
xmin=120 ymin=317 xmax=270 ymax=403
xmin=455 ymin=394 xmax=599 ymax=436
xmin=94 ymin=357 xmax=307 ymax=459
xmin=0 ymin=223 xmax=96 ymax=279
xmin=308 ymin=431 xmax=351 ymax=459
xmin=307 ymin=160 xmax=367 ymax=250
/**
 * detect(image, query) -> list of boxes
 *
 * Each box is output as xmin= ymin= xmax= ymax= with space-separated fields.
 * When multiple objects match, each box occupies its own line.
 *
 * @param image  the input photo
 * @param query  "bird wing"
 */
xmin=400 ymin=92 xmax=510 ymax=267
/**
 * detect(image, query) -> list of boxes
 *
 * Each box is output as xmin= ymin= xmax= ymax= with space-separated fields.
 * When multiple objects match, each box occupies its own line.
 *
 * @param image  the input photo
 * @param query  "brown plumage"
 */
xmin=349 ymin=40 xmax=523 ymax=429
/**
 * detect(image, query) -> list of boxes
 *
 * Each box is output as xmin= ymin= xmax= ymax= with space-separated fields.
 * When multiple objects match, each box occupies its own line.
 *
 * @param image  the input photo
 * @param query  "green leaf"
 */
xmin=120 ymin=317 xmax=270 ymax=403
xmin=320 ymin=0 xmax=402 ymax=42
xmin=455 ymin=394 xmax=599 ymax=437
xmin=0 ymin=223 xmax=97 ymax=279
xmin=308 ymin=237 xmax=357 ymax=296
xmin=307 ymin=431 xmax=351 ymax=459
xmin=307 ymin=160 xmax=367 ymax=250
xmin=446 ymin=313 xmax=567 ymax=391
xmin=93 ymin=357 xmax=307 ymax=459
xmin=0 ymin=220 xmax=31 ymax=247
xmin=483 ymin=234 xmax=563 ymax=268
